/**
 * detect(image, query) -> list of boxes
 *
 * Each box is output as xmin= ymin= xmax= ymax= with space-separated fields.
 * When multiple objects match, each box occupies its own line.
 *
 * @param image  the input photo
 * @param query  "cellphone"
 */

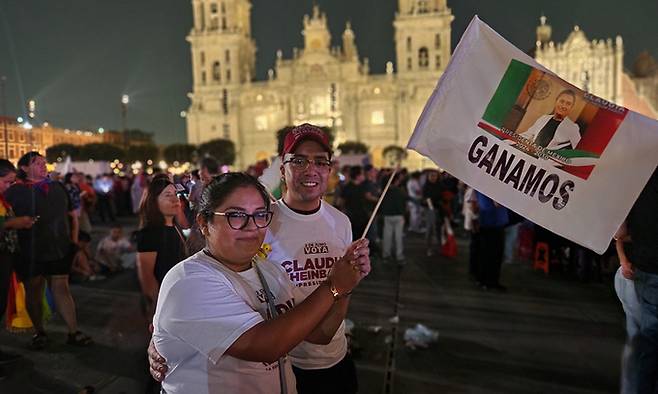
xmin=174 ymin=184 xmax=186 ymax=192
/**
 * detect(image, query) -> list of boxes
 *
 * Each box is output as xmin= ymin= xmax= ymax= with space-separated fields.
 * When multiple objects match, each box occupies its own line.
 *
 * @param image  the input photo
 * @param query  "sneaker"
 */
xmin=0 ymin=350 xmax=21 ymax=365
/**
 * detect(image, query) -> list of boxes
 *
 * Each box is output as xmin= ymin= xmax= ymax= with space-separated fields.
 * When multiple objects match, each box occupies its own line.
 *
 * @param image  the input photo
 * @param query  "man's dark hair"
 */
xmin=556 ymin=89 xmax=576 ymax=102
xmin=200 ymin=157 xmax=220 ymax=175
xmin=197 ymin=172 xmax=270 ymax=222
xmin=0 ymin=159 xmax=16 ymax=178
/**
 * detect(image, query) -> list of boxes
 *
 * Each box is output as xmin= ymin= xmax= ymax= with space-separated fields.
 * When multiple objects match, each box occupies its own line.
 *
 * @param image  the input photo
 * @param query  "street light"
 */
xmin=26 ymin=98 xmax=36 ymax=150
xmin=121 ymin=94 xmax=129 ymax=148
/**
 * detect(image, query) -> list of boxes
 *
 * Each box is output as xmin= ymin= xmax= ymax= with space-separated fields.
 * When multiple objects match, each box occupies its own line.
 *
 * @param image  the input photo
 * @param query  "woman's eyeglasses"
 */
xmin=213 ymin=211 xmax=273 ymax=230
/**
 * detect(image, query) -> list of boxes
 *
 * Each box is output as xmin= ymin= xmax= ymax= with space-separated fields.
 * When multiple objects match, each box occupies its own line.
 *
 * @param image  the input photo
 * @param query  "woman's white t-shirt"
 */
xmin=153 ymin=251 xmax=299 ymax=394
xmin=264 ymin=200 xmax=352 ymax=370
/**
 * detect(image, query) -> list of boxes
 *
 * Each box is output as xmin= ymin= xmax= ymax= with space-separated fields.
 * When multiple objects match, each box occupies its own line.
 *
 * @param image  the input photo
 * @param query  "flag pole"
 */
xmin=360 ymin=165 xmax=399 ymax=240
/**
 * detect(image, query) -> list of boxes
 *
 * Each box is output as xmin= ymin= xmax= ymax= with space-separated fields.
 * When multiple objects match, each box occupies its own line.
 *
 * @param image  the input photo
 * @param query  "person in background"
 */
xmin=362 ymin=164 xmax=381 ymax=257
xmin=422 ymin=170 xmax=444 ymax=257
xmin=406 ymin=172 xmax=425 ymax=234
xmin=187 ymin=157 xmax=221 ymax=253
xmin=78 ymin=174 xmax=96 ymax=233
xmin=96 ymin=224 xmax=135 ymax=272
xmin=64 ymin=172 xmax=82 ymax=226
xmin=462 ymin=186 xmax=480 ymax=281
xmin=339 ymin=166 xmax=369 ymax=240
xmin=0 ymin=159 xmax=35 ymax=377
xmin=474 ymin=191 xmax=508 ymax=291
xmin=6 ymin=152 xmax=92 ymax=349
xmin=135 ymin=177 xmax=188 ymax=321
xmin=380 ymin=173 xmax=407 ymax=263
xmin=71 ymin=231 xmax=104 ymax=282
xmin=614 ymin=168 xmax=658 ymax=393
xmin=94 ymin=173 xmax=115 ymax=223
xmin=131 ymin=171 xmax=147 ymax=215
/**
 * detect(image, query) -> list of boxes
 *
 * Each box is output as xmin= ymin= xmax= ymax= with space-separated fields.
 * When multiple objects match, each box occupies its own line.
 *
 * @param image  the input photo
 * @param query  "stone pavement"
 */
xmin=0 ymin=225 xmax=626 ymax=393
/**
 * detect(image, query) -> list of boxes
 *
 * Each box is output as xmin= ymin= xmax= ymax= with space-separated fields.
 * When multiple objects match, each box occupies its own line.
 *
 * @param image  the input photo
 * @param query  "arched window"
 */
xmin=435 ymin=55 xmax=441 ymax=70
xmin=435 ymin=33 xmax=441 ymax=49
xmin=212 ymin=61 xmax=221 ymax=81
xmin=418 ymin=47 xmax=429 ymax=68
xmin=406 ymin=37 xmax=412 ymax=52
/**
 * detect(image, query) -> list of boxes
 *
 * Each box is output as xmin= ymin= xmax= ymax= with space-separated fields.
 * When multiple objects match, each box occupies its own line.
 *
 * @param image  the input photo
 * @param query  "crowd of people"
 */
xmin=0 ymin=122 xmax=654 ymax=393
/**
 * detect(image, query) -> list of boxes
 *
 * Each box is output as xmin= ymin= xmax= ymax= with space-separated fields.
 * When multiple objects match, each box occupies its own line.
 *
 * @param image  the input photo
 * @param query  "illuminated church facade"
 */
xmin=185 ymin=0 xmax=453 ymax=169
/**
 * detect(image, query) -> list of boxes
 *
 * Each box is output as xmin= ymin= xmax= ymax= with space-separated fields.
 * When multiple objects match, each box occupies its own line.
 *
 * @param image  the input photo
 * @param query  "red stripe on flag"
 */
xmin=477 ymin=121 xmax=514 ymax=140
xmin=576 ymin=108 xmax=627 ymax=155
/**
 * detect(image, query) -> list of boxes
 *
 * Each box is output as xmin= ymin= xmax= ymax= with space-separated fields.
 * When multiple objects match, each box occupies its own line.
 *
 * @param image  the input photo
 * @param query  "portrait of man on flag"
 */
xmin=477 ymin=59 xmax=627 ymax=180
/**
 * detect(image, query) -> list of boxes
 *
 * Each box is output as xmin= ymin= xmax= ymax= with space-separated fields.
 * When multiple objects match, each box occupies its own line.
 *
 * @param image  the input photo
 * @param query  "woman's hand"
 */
xmin=148 ymin=336 xmax=167 ymax=382
xmin=329 ymin=239 xmax=369 ymax=296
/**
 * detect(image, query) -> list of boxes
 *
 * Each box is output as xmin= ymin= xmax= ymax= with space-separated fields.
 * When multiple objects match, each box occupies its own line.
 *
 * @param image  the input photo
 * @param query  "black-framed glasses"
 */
xmin=213 ymin=211 xmax=273 ymax=230
xmin=283 ymin=155 xmax=332 ymax=171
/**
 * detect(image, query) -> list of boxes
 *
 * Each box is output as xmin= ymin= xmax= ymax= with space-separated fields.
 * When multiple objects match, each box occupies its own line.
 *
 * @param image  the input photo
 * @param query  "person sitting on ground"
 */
xmin=71 ymin=231 xmax=105 ymax=282
xmin=96 ymin=224 xmax=135 ymax=272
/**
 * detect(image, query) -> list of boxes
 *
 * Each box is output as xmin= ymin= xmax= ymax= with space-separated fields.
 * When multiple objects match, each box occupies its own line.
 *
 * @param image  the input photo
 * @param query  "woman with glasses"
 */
xmin=151 ymin=173 xmax=364 ymax=394
xmin=136 ymin=177 xmax=188 ymax=321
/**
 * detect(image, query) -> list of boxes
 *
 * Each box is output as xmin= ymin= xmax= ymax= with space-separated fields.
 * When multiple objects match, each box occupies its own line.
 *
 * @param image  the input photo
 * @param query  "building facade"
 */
xmin=534 ymin=16 xmax=656 ymax=118
xmin=186 ymin=0 xmax=453 ymax=169
xmin=0 ymin=117 xmax=143 ymax=164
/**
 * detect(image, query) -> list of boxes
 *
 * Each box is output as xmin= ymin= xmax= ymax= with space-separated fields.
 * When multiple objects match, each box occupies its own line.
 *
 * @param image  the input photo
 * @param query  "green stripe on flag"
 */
xmin=548 ymin=149 xmax=600 ymax=159
xmin=482 ymin=60 xmax=533 ymax=127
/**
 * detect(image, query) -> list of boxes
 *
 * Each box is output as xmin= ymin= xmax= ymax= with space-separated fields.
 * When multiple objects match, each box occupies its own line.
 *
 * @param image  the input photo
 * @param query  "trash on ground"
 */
xmin=367 ymin=325 xmax=382 ymax=334
xmin=403 ymin=323 xmax=439 ymax=349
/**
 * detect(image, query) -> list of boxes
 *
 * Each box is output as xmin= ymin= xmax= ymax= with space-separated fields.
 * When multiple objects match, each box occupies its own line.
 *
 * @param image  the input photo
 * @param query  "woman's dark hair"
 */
xmin=0 ymin=159 xmax=16 ymax=177
xmin=64 ymin=172 xmax=74 ymax=184
xmin=16 ymin=151 xmax=43 ymax=180
xmin=139 ymin=177 xmax=174 ymax=228
xmin=198 ymin=172 xmax=270 ymax=222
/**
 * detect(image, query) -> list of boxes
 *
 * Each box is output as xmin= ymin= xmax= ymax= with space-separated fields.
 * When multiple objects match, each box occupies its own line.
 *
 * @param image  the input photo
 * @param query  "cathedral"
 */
xmin=185 ymin=1 xmax=656 ymax=169
xmin=185 ymin=0 xmax=453 ymax=169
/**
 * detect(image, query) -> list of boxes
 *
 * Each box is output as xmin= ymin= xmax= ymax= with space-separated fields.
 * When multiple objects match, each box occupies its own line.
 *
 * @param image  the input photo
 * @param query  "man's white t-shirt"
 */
xmin=153 ymin=251 xmax=299 ymax=394
xmin=264 ymin=200 xmax=352 ymax=370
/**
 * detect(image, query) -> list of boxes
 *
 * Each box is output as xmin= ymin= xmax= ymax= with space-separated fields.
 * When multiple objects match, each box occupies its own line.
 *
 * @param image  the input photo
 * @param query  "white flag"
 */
xmin=407 ymin=16 xmax=658 ymax=254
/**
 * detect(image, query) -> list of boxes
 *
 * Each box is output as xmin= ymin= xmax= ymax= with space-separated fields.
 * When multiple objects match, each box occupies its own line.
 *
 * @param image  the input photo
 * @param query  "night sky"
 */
xmin=0 ymin=0 xmax=655 ymax=144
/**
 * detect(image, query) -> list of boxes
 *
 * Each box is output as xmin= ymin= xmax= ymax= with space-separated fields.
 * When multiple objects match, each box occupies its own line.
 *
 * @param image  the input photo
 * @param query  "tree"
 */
xmin=275 ymin=125 xmax=335 ymax=156
xmin=198 ymin=139 xmax=236 ymax=165
xmin=125 ymin=144 xmax=159 ymax=163
xmin=337 ymin=141 xmax=369 ymax=155
xmin=45 ymin=143 xmax=79 ymax=162
xmin=79 ymin=143 xmax=125 ymax=161
xmin=163 ymin=143 xmax=197 ymax=164
xmin=382 ymin=145 xmax=408 ymax=166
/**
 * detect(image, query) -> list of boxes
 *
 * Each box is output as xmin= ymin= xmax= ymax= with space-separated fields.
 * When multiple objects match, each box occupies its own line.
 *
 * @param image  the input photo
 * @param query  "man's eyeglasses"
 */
xmin=213 ymin=211 xmax=273 ymax=230
xmin=283 ymin=156 xmax=332 ymax=171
